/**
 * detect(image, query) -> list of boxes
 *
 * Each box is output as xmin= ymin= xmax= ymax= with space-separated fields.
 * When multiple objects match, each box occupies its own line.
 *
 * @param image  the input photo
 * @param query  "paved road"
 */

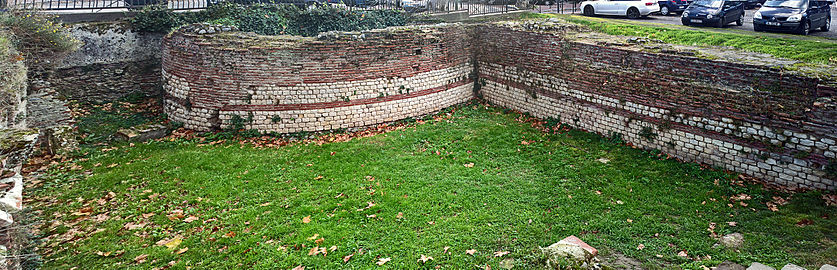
xmin=642 ymin=6 xmax=837 ymax=39
xmin=536 ymin=5 xmax=837 ymax=40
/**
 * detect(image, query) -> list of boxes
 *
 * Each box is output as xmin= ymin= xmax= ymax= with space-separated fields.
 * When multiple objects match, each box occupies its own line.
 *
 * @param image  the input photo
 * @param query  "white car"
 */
xmin=580 ymin=0 xmax=661 ymax=19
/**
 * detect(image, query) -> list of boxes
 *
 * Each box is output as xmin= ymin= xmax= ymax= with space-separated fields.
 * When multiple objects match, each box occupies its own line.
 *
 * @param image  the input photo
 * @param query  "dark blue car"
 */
xmin=753 ymin=0 xmax=831 ymax=34
xmin=681 ymin=0 xmax=746 ymax=27
xmin=658 ymin=0 xmax=691 ymax=15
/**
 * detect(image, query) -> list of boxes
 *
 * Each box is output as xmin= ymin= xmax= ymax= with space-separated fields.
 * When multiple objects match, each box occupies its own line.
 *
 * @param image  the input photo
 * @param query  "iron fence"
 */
xmin=0 ymin=0 xmax=571 ymax=16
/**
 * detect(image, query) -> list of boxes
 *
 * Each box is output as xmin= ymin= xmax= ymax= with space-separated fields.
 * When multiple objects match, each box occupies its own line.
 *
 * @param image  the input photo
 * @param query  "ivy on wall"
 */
xmin=130 ymin=3 xmax=409 ymax=36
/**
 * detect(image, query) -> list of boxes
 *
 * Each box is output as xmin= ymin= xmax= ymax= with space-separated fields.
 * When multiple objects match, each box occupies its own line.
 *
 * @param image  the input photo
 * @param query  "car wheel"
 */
xmin=798 ymin=20 xmax=810 ymax=35
xmin=660 ymin=6 xmax=669 ymax=16
xmin=821 ymin=16 xmax=831 ymax=32
xmin=583 ymin=5 xmax=595 ymax=16
xmin=736 ymin=14 xmax=743 ymax=26
xmin=627 ymin=7 xmax=640 ymax=19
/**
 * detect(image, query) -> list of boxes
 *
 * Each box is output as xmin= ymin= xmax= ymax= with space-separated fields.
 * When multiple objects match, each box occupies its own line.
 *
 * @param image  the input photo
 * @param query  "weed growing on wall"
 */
xmin=130 ymin=3 xmax=409 ymax=36
xmin=0 ymin=10 xmax=80 ymax=65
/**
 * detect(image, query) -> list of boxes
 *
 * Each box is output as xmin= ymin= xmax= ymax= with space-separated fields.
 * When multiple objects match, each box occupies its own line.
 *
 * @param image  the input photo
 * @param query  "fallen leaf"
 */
xmin=727 ymin=222 xmax=737 ymax=226
xmin=677 ymin=250 xmax=688 ymax=258
xmin=302 ymin=216 xmax=311 ymax=223
xmin=418 ymin=254 xmax=434 ymax=263
xmin=307 ymin=234 xmax=320 ymax=241
xmin=164 ymin=238 xmax=182 ymax=250
xmin=376 ymin=257 xmax=391 ymax=266
xmin=396 ymin=212 xmax=404 ymax=219
xmin=184 ymin=216 xmax=199 ymax=223
xmin=343 ymin=253 xmax=354 ymax=263
xmin=466 ymin=249 xmax=476 ymax=255
xmin=134 ymin=254 xmax=148 ymax=264
xmin=494 ymin=251 xmax=509 ymax=257
xmin=464 ymin=163 xmax=474 ymax=168
xmin=175 ymin=248 xmax=188 ymax=254
xmin=637 ymin=244 xmax=645 ymax=250
xmin=292 ymin=265 xmax=305 ymax=270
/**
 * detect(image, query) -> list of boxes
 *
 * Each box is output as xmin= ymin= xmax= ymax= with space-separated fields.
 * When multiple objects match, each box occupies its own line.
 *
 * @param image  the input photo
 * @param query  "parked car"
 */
xmin=753 ymin=0 xmax=831 ymax=34
xmin=658 ymin=0 xmax=690 ymax=15
xmin=681 ymin=0 xmax=745 ymax=27
xmin=743 ymin=0 xmax=765 ymax=8
xmin=580 ymin=0 xmax=661 ymax=19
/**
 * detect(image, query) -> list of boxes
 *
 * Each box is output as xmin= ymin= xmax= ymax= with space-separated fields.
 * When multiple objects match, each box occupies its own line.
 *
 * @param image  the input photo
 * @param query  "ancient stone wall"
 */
xmin=474 ymin=23 xmax=837 ymax=190
xmin=29 ymin=22 xmax=164 ymax=104
xmin=162 ymin=24 xmax=474 ymax=132
xmin=161 ymin=21 xmax=837 ymax=190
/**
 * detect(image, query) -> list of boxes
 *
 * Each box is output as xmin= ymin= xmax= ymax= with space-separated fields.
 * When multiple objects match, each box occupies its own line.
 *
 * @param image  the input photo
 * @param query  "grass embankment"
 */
xmin=30 ymin=102 xmax=836 ymax=269
xmin=522 ymin=13 xmax=837 ymax=64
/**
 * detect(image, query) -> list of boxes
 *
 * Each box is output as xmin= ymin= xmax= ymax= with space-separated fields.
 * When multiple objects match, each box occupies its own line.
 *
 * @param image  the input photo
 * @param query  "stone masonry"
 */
xmin=162 ymin=21 xmax=837 ymax=190
xmin=162 ymin=23 xmax=474 ymax=132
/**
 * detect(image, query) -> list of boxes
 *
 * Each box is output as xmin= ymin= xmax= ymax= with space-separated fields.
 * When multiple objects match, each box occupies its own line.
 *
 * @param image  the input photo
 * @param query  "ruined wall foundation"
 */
xmin=161 ymin=22 xmax=837 ymax=190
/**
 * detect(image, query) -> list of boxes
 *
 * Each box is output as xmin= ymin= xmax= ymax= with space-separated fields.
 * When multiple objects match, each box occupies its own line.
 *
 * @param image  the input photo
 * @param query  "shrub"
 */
xmin=130 ymin=3 xmax=409 ymax=36
xmin=0 ymin=10 xmax=80 ymax=64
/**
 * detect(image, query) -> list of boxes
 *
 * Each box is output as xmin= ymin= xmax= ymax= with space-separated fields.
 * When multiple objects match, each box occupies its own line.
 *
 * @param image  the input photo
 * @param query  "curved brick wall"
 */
xmin=474 ymin=22 xmax=837 ymax=190
xmin=162 ymin=24 xmax=474 ymax=132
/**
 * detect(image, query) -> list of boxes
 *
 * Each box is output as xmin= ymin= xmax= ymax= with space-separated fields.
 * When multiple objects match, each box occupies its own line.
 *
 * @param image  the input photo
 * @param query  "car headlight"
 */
xmin=787 ymin=14 xmax=802 ymax=22
xmin=707 ymin=14 xmax=713 ymax=19
xmin=753 ymin=11 xmax=762 ymax=19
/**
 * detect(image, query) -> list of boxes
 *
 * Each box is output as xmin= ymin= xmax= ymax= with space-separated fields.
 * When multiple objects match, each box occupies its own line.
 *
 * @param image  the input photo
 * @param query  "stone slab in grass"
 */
xmin=115 ymin=124 xmax=168 ymax=142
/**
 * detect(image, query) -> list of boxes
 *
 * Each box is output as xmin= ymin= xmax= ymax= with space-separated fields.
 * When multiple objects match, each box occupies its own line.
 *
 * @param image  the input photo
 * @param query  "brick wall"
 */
xmin=162 ymin=22 xmax=837 ymax=190
xmin=474 ymin=23 xmax=837 ymax=190
xmin=162 ymin=24 xmax=474 ymax=132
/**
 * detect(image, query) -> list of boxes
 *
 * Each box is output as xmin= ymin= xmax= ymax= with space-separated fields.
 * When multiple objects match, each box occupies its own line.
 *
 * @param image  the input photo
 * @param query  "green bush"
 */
xmin=0 ymin=10 xmax=80 ymax=64
xmin=130 ymin=3 xmax=409 ymax=36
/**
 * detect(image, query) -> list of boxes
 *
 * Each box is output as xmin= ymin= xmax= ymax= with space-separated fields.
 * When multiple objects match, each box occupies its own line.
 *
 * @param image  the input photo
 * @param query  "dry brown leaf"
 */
xmin=396 ymin=212 xmax=404 ymax=219
xmin=134 ymin=254 xmax=148 ymax=264
xmin=343 ymin=253 xmax=354 ymax=263
xmin=292 ymin=265 xmax=305 ymax=270
xmin=175 ymin=248 xmax=188 ymax=254
xmin=306 ymin=234 xmax=320 ymax=241
xmin=302 ymin=216 xmax=311 ymax=223
xmin=418 ymin=254 xmax=433 ymax=263
xmin=637 ymin=244 xmax=645 ymax=250
xmin=184 ymin=216 xmax=199 ymax=223
xmin=376 ymin=257 xmax=391 ymax=266
xmin=466 ymin=249 xmax=476 ymax=255
xmin=493 ymin=251 xmax=509 ymax=257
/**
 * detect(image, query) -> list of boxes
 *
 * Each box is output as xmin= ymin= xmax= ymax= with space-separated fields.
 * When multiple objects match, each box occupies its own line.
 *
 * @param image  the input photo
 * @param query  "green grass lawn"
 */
xmin=522 ymin=13 xmax=837 ymax=65
xmin=30 ymin=103 xmax=836 ymax=269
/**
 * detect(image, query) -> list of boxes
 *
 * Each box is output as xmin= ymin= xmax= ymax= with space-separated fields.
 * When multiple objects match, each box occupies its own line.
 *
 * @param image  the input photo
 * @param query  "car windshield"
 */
xmin=763 ymin=0 xmax=806 ymax=8
xmin=692 ymin=0 xmax=723 ymax=8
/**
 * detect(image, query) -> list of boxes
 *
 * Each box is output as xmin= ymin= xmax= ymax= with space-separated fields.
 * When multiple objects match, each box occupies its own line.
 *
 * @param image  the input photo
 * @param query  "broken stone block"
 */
xmin=720 ymin=233 xmax=744 ymax=248
xmin=820 ymin=264 xmax=837 ymax=270
xmin=781 ymin=264 xmax=806 ymax=270
xmin=542 ymin=235 xmax=597 ymax=265
xmin=748 ymin=262 xmax=776 ymax=270
xmin=115 ymin=124 xmax=169 ymax=142
xmin=717 ymin=261 xmax=746 ymax=270
xmin=0 ymin=210 xmax=12 ymax=227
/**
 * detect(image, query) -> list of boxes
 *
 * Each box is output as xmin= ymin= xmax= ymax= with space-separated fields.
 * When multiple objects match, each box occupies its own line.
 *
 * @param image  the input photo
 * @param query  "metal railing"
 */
xmin=0 ymin=0 xmax=581 ymax=16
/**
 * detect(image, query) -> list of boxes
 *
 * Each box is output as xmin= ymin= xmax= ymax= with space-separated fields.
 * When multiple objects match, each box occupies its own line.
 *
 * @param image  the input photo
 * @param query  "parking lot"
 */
xmin=645 ymin=6 xmax=837 ymax=39
xmin=537 ymin=4 xmax=837 ymax=39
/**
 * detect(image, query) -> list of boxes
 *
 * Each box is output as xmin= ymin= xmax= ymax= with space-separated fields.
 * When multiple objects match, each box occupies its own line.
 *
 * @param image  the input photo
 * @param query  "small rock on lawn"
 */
xmin=716 ymin=261 xmax=746 ymax=270
xmin=748 ymin=262 xmax=776 ymax=270
xmin=720 ymin=233 xmax=744 ymax=248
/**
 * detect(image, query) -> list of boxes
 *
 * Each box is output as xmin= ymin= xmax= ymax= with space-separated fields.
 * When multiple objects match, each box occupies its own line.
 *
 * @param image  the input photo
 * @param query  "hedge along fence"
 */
xmin=130 ymin=3 xmax=410 ymax=36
